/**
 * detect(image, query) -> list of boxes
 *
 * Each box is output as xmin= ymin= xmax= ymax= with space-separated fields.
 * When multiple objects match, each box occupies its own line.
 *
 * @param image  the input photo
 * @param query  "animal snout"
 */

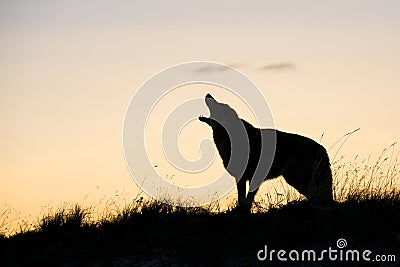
xmin=206 ymin=93 xmax=214 ymax=99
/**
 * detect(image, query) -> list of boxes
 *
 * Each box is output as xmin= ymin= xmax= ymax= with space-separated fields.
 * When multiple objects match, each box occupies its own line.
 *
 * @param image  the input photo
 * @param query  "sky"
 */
xmin=1 ymin=1 xmax=400 ymax=223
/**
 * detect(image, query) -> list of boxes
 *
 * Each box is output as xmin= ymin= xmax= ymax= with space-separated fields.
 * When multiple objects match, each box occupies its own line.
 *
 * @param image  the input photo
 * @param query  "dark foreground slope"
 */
xmin=1 ymin=198 xmax=399 ymax=266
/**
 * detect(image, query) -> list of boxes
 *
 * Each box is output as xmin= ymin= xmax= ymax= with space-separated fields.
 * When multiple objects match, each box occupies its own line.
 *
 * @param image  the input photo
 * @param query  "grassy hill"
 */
xmin=1 ymin=150 xmax=399 ymax=266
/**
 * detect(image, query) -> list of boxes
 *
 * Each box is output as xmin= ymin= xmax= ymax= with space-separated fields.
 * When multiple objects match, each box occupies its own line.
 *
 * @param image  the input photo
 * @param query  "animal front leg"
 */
xmin=245 ymin=187 xmax=259 ymax=211
xmin=236 ymin=178 xmax=247 ymax=208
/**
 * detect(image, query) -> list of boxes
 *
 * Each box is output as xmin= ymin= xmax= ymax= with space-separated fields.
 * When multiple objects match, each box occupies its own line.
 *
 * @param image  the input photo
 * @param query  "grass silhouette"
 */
xmin=1 ymin=147 xmax=399 ymax=266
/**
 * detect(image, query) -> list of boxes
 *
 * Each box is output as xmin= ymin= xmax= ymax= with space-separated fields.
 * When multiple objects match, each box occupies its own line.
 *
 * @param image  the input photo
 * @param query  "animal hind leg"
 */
xmin=313 ymin=158 xmax=333 ymax=202
xmin=282 ymin=161 xmax=313 ymax=201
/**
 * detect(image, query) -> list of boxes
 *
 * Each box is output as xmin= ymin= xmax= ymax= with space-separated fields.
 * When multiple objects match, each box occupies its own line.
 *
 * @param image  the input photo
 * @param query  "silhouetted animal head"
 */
xmin=199 ymin=94 xmax=241 ymax=128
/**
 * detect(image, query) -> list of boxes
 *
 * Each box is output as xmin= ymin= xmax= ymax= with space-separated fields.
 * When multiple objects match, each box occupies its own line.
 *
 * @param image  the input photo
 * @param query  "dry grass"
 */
xmin=333 ymin=143 xmax=399 ymax=203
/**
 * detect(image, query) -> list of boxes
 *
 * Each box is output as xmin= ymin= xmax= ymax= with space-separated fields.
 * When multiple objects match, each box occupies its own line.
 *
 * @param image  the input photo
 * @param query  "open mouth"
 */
xmin=200 ymin=94 xmax=215 ymax=124
xmin=199 ymin=115 xmax=213 ymax=125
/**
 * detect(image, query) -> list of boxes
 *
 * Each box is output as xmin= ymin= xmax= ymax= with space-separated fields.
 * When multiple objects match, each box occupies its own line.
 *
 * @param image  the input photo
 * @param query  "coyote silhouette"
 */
xmin=199 ymin=94 xmax=333 ymax=211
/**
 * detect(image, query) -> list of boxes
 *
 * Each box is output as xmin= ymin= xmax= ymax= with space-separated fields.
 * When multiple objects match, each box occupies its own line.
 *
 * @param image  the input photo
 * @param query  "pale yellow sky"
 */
xmin=1 ymin=1 xmax=400 ymax=220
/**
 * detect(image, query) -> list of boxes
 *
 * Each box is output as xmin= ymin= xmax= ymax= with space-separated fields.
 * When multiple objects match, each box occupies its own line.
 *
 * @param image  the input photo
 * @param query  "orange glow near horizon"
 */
xmin=1 ymin=2 xmax=400 ymax=231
